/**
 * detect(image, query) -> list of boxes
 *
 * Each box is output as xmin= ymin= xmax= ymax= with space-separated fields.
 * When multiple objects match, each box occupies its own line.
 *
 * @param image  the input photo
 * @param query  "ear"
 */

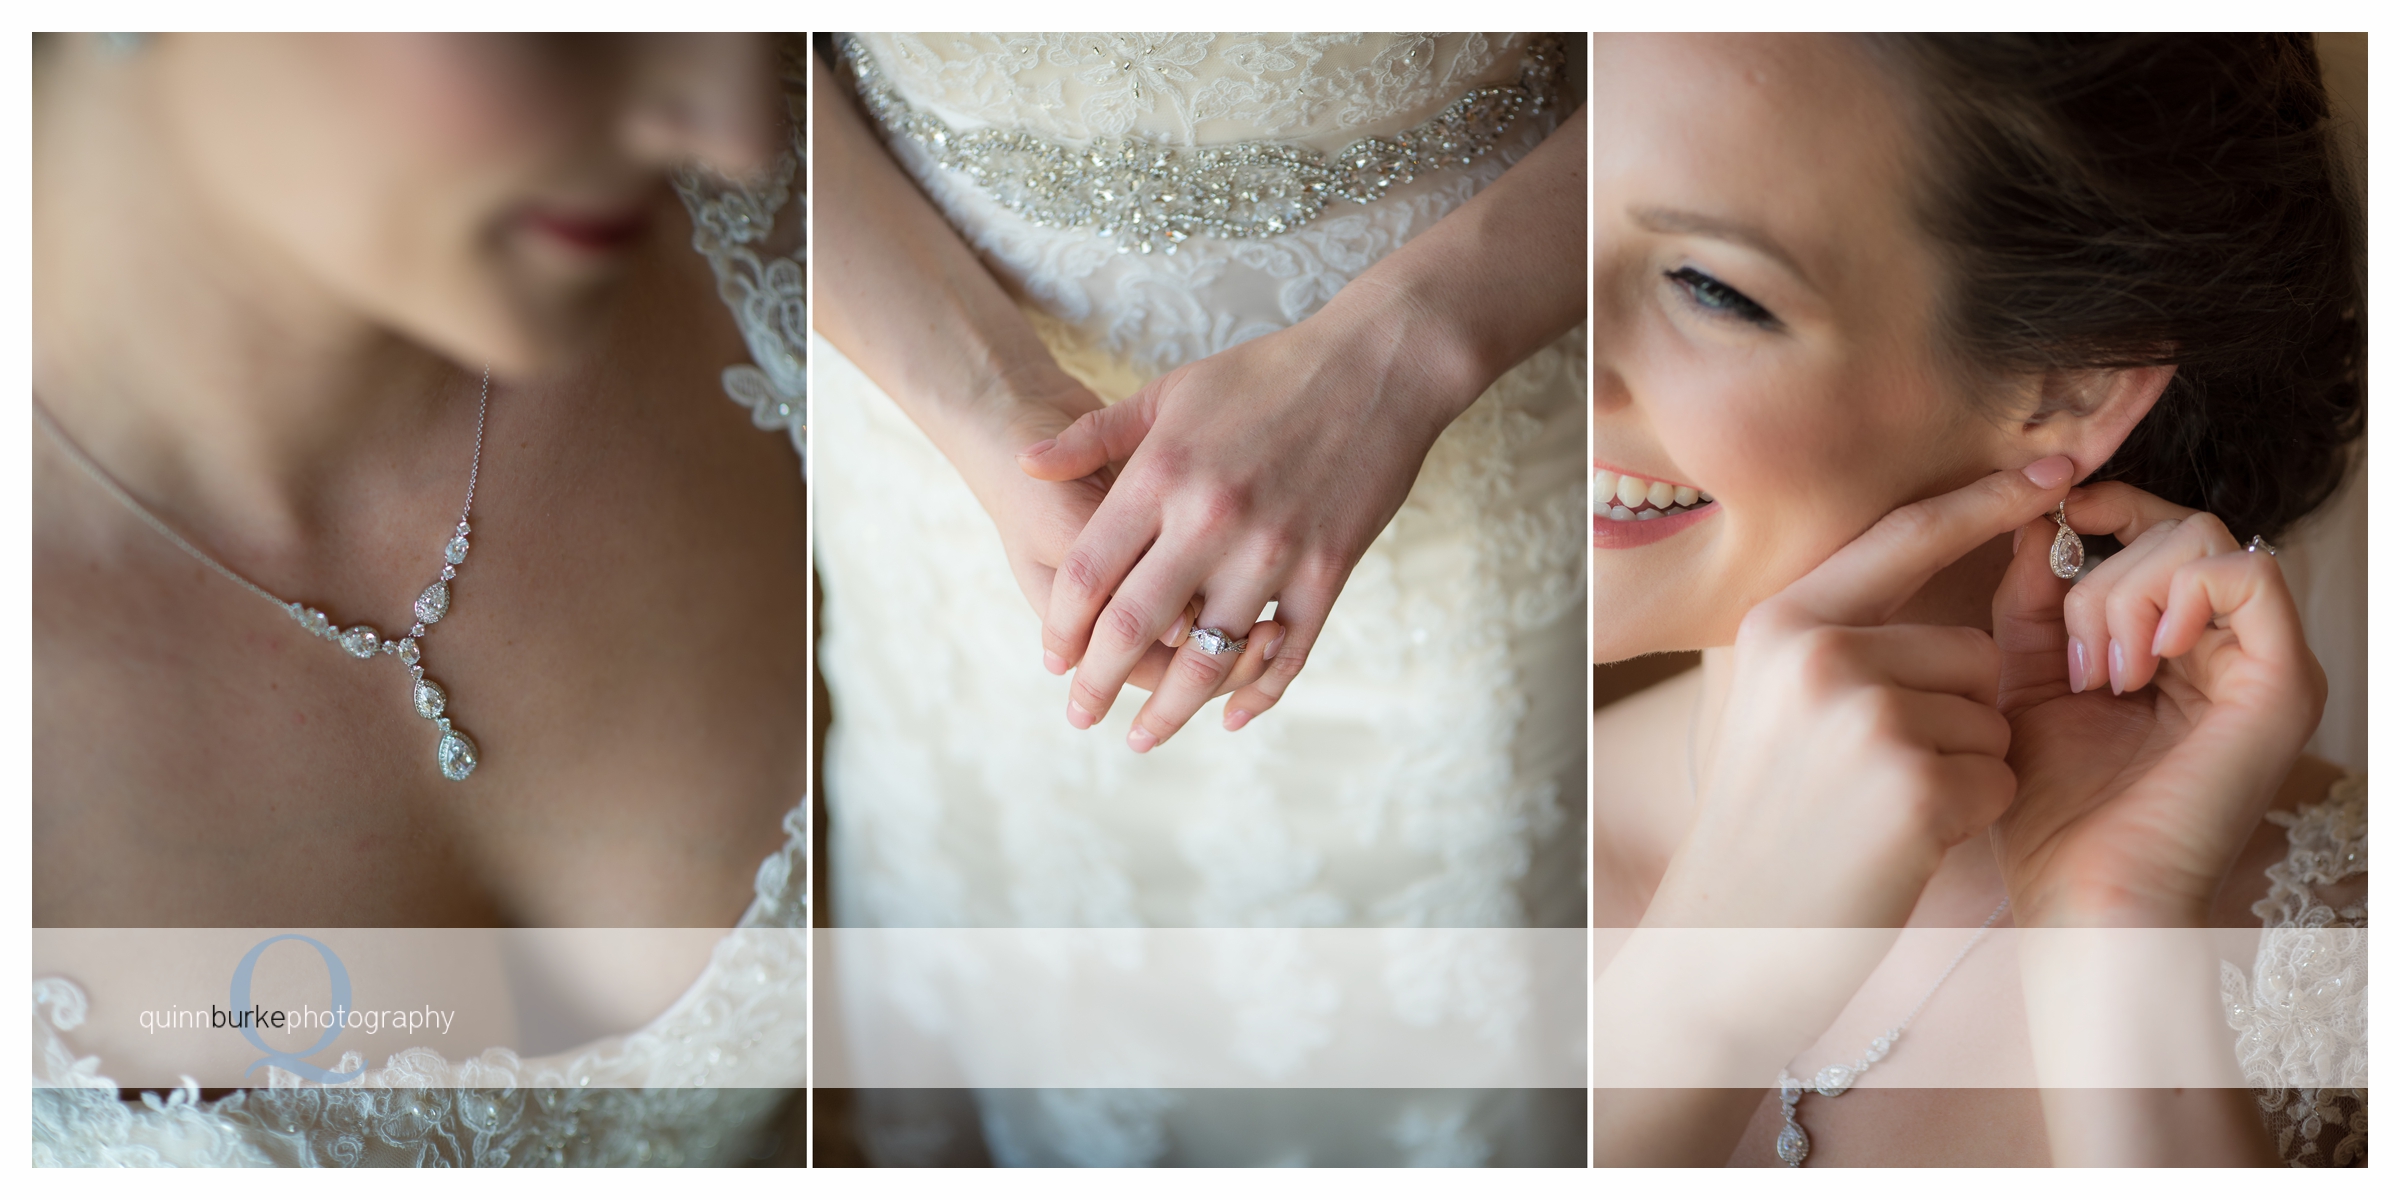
xmin=2006 ymin=364 xmax=2176 ymax=484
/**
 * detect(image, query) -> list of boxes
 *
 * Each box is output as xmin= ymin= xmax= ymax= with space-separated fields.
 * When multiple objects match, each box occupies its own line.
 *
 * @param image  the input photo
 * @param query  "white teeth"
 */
xmin=1593 ymin=466 xmax=1715 ymax=519
xmin=1615 ymin=474 xmax=1647 ymax=509
xmin=1699 ymin=491 xmax=1712 ymax=503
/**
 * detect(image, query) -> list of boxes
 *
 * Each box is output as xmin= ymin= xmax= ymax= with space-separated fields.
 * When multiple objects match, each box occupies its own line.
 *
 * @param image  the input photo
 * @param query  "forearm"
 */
xmin=1310 ymin=105 xmax=1588 ymax=434
xmin=807 ymin=50 xmax=1086 ymax=452
xmin=2017 ymin=924 xmax=2276 ymax=1165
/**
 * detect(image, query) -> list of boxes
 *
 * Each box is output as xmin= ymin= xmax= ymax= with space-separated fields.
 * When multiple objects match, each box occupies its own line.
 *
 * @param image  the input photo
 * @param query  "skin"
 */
xmin=812 ymin=43 xmax=1586 ymax=754
xmin=1587 ymin=34 xmax=2333 ymax=1166
xmin=33 ymin=34 xmax=806 ymax=929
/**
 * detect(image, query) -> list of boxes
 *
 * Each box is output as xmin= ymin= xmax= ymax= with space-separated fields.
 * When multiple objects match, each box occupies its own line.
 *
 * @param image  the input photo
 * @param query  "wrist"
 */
xmin=1310 ymin=277 xmax=1505 ymax=434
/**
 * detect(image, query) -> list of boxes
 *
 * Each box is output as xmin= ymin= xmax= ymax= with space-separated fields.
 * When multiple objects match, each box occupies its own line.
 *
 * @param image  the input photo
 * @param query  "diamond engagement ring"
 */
xmin=1188 ymin=627 xmax=1248 ymax=656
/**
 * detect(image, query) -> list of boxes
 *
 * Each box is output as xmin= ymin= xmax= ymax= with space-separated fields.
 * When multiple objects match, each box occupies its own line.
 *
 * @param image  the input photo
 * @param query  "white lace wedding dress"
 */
xmin=814 ymin=33 xmax=1588 ymax=1166
xmin=29 ymin=79 xmax=811 ymax=1169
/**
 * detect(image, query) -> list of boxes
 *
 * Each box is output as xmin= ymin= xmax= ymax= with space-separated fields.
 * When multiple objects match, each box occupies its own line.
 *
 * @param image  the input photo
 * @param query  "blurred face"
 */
xmin=1590 ymin=34 xmax=2015 ymax=660
xmin=144 ymin=34 xmax=776 ymax=373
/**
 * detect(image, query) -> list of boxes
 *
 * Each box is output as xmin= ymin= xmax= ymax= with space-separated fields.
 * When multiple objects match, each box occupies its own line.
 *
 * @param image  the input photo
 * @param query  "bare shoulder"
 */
xmin=2208 ymin=755 xmax=2362 ymax=928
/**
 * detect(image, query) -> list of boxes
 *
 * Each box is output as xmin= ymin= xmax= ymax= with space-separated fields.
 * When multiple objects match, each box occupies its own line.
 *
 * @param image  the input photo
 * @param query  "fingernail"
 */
xmin=2067 ymin=638 xmax=2087 ymax=694
xmin=2151 ymin=623 xmax=2168 ymax=657
xmin=1263 ymin=632 xmax=1285 ymax=661
xmin=2108 ymin=639 xmax=2125 ymax=695
xmin=1017 ymin=438 xmax=1057 ymax=459
xmin=1224 ymin=708 xmax=1252 ymax=732
xmin=2013 ymin=526 xmax=2025 ymax=555
xmin=1043 ymin=651 xmax=1067 ymax=675
xmin=1067 ymin=700 xmax=1094 ymax=730
xmin=2022 ymin=455 xmax=2074 ymax=490
xmin=1127 ymin=726 xmax=1157 ymax=753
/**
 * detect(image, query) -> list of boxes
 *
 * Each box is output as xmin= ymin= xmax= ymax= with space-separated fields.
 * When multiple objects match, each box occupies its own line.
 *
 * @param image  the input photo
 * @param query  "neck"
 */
xmin=33 ymin=39 xmax=472 ymax=547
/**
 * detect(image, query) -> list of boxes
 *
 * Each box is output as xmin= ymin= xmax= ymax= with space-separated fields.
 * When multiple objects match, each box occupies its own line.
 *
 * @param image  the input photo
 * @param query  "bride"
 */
xmin=812 ymin=33 xmax=1587 ymax=1165
xmin=1588 ymin=34 xmax=2364 ymax=1166
xmin=32 ymin=34 xmax=808 ymax=1165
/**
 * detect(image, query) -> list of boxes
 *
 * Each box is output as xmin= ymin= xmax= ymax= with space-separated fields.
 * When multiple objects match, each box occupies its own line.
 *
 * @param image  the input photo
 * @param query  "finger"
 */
xmin=2059 ymin=479 xmax=2204 ymax=547
xmin=1223 ymin=565 xmax=1344 ymax=731
xmin=1924 ymin=752 xmax=2020 ymax=846
xmin=2152 ymin=549 xmax=2308 ymax=674
xmin=1042 ymin=495 xmax=1162 ymax=674
xmin=1772 ymin=456 xmax=2075 ymax=629
xmin=1063 ymin=544 xmax=1211 ymax=731
xmin=2098 ymin=514 xmax=2238 ymax=693
xmin=1163 ymin=597 xmax=1201 ymax=649
xmin=2057 ymin=514 xmax=2182 ymax=694
xmin=1991 ymin=510 xmax=2075 ymax=706
xmin=1128 ymin=618 xmax=1280 ymax=696
xmin=1017 ymin=394 xmax=1157 ymax=482
xmin=1787 ymin=624 xmax=2004 ymax=707
xmin=1127 ymin=579 xmax=1278 ymax=752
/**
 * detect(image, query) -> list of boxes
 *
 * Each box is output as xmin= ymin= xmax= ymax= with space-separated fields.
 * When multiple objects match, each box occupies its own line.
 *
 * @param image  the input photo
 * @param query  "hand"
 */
xmin=1017 ymin=305 xmax=1465 ymax=752
xmin=957 ymin=376 xmax=1281 ymax=701
xmin=1648 ymin=459 xmax=2077 ymax=930
xmin=1989 ymin=482 xmax=2325 ymax=927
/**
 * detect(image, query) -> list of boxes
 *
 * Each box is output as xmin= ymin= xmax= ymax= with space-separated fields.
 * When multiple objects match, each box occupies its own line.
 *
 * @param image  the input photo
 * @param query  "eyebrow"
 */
xmin=1630 ymin=206 xmax=1811 ymax=285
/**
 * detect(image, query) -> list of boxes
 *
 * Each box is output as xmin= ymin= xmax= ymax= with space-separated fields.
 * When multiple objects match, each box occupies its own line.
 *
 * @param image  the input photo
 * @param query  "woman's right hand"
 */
xmin=1644 ymin=456 xmax=2076 ymax=930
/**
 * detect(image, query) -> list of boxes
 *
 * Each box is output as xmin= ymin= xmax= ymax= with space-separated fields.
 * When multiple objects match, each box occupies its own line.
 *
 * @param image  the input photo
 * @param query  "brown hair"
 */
xmin=1874 ymin=33 xmax=2364 ymax=541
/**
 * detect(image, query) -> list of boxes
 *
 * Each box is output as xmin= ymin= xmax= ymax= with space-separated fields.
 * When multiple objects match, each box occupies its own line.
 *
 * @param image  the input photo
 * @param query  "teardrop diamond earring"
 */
xmin=2048 ymin=501 xmax=2085 ymax=579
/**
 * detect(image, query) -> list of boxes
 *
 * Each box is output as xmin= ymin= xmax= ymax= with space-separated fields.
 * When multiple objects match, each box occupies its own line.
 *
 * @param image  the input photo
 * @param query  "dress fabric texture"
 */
xmin=815 ymin=33 xmax=1589 ymax=1166
xmin=28 ymin=109 xmax=810 ymax=1168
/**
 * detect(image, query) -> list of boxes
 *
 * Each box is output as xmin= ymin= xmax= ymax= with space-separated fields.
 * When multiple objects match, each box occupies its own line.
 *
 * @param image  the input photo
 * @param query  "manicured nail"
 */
xmin=1263 ymin=632 xmax=1285 ymax=661
xmin=1224 ymin=708 xmax=1252 ymax=732
xmin=1067 ymin=700 xmax=1094 ymax=730
xmin=1017 ymin=438 xmax=1057 ymax=459
xmin=2151 ymin=623 xmax=2169 ymax=658
xmin=2107 ymin=639 xmax=2125 ymax=695
xmin=2067 ymin=638 xmax=2088 ymax=694
xmin=2022 ymin=455 xmax=2074 ymax=490
xmin=2013 ymin=526 xmax=2025 ymax=555
xmin=1127 ymin=726 xmax=1157 ymax=753
xmin=1043 ymin=651 xmax=1067 ymax=675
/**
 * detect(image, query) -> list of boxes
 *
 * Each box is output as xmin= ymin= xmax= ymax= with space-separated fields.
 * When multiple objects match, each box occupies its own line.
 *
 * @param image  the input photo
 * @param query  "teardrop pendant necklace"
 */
xmin=1772 ymin=895 xmax=2011 ymax=1166
xmin=35 ymin=368 xmax=493 ymax=780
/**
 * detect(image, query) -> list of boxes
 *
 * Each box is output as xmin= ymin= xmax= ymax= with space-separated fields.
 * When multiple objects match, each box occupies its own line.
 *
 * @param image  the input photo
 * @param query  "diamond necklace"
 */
xmin=1773 ymin=894 xmax=2012 ymax=1166
xmin=35 ymin=368 xmax=492 ymax=781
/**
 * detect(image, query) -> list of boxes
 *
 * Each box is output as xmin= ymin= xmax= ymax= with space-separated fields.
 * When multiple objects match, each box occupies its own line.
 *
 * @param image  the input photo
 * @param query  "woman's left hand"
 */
xmin=1989 ymin=481 xmax=2326 ymax=927
xmin=1015 ymin=303 xmax=1468 ymax=752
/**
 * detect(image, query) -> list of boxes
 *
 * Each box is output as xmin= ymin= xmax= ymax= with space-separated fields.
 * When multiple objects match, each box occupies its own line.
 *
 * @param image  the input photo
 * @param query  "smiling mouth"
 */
xmin=1591 ymin=465 xmax=1713 ymax=522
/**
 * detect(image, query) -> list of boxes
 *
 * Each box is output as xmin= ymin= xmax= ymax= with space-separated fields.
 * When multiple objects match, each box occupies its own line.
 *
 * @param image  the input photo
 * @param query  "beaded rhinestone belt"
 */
xmin=844 ymin=34 xmax=1568 ymax=254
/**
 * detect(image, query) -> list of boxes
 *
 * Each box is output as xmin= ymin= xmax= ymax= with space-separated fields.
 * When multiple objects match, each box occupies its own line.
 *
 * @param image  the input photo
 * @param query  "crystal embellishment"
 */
xmin=414 ymin=581 xmax=451 ymax=625
xmin=437 ymin=729 xmax=478 ymax=781
xmin=845 ymin=34 xmax=1567 ymax=254
xmin=413 ymin=678 xmax=447 ymax=720
xmin=2049 ymin=504 xmax=2085 ymax=579
xmin=1775 ymin=1119 xmax=1811 ymax=1167
xmin=337 ymin=625 xmax=381 ymax=659
xmin=394 ymin=637 xmax=420 ymax=666
xmin=444 ymin=536 xmax=470 ymax=565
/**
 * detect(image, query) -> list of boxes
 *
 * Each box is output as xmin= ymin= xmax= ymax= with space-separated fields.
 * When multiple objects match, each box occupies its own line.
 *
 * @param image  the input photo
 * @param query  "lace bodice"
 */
xmin=2223 ymin=775 xmax=2369 ymax=1167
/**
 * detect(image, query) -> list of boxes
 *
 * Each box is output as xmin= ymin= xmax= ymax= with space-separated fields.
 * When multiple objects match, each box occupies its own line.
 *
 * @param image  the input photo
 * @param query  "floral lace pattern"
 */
xmin=816 ymin=33 xmax=1585 ymax=1165
xmin=2222 ymin=775 xmax=2369 ymax=1167
xmin=33 ymin=805 xmax=807 ymax=1166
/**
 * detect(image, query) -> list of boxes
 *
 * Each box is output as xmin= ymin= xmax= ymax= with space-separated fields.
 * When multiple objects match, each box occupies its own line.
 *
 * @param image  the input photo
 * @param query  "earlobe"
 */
xmin=2027 ymin=364 xmax=2176 ymax=483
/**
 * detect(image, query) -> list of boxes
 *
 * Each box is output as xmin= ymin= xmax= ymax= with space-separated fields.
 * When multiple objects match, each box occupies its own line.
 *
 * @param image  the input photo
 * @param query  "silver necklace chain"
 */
xmin=1774 ymin=894 xmax=2012 ymax=1166
xmin=35 ymin=367 xmax=493 ymax=781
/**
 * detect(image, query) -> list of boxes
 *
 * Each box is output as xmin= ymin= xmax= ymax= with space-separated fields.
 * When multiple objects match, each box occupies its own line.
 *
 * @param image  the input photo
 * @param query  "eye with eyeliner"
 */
xmin=1664 ymin=266 xmax=1782 ymax=330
